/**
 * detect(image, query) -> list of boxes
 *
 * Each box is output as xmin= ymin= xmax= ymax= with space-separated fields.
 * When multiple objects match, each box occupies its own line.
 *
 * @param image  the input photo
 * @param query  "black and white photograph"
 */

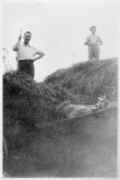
xmin=2 ymin=0 xmax=119 ymax=177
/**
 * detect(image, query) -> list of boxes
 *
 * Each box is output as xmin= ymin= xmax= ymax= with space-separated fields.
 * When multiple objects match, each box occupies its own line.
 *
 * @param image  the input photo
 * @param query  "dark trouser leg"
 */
xmin=18 ymin=60 xmax=34 ymax=78
xmin=28 ymin=61 xmax=34 ymax=78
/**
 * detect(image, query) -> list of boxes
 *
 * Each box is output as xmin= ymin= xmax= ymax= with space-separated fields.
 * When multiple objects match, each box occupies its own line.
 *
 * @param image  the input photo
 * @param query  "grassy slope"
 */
xmin=3 ymin=58 xmax=118 ymax=176
xmin=45 ymin=58 xmax=118 ymax=104
xmin=3 ymin=58 xmax=118 ymax=136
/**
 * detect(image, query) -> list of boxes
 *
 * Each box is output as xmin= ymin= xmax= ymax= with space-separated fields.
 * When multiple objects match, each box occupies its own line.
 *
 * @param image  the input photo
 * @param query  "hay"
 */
xmin=3 ymin=58 xmax=118 ymax=151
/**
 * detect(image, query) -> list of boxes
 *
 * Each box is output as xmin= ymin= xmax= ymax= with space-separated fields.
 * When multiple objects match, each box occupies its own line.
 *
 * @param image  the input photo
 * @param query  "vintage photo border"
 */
xmin=0 ymin=0 xmax=120 ymax=178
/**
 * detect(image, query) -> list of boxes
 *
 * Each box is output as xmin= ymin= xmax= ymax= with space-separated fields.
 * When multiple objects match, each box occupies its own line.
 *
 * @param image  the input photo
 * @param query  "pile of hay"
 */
xmin=3 ymin=71 xmax=75 ymax=150
xmin=45 ymin=58 xmax=118 ymax=104
xmin=3 ymin=58 xmax=118 ymax=150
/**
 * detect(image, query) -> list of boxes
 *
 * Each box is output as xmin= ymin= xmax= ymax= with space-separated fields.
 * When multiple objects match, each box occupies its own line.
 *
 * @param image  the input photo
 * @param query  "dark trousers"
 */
xmin=18 ymin=60 xmax=34 ymax=78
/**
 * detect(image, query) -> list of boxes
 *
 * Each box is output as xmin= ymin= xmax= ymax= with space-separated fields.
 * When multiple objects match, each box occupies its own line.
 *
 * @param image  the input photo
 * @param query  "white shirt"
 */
xmin=13 ymin=43 xmax=40 ymax=61
xmin=85 ymin=34 xmax=102 ymax=46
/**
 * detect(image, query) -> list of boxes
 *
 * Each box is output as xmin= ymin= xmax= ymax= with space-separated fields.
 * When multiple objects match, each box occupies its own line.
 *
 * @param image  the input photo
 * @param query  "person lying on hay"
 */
xmin=56 ymin=94 xmax=109 ymax=119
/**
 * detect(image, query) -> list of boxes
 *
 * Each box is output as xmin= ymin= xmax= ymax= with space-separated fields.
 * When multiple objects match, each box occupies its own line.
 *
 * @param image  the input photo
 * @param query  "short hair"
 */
xmin=89 ymin=26 xmax=96 ymax=31
xmin=24 ymin=31 xmax=32 ymax=35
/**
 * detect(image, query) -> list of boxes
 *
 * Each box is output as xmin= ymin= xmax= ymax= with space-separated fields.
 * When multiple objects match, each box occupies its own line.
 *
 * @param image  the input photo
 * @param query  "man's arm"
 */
xmin=32 ymin=50 xmax=45 ymax=62
xmin=84 ymin=36 xmax=90 ymax=46
xmin=13 ymin=34 xmax=21 ymax=51
xmin=97 ymin=36 xmax=103 ymax=45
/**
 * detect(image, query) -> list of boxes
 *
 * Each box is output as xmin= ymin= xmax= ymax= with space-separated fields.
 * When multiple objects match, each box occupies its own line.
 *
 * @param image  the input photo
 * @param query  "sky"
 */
xmin=2 ymin=0 xmax=119 ymax=82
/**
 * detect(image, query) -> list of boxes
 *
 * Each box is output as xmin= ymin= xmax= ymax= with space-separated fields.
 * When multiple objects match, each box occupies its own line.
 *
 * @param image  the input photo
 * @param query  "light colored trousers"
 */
xmin=88 ymin=45 xmax=100 ymax=60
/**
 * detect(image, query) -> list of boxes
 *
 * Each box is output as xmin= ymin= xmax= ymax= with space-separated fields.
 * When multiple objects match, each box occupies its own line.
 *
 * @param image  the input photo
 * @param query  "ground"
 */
xmin=4 ymin=108 xmax=117 ymax=177
xmin=3 ymin=58 xmax=118 ymax=177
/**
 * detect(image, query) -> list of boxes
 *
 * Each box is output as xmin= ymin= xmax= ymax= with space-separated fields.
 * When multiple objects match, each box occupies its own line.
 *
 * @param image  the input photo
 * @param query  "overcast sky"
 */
xmin=3 ymin=0 xmax=119 ymax=81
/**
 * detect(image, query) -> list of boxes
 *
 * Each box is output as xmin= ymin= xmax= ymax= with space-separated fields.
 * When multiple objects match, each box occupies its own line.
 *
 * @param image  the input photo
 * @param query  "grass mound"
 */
xmin=3 ymin=71 xmax=76 ymax=150
xmin=3 ymin=58 xmax=118 ymax=151
xmin=45 ymin=58 xmax=118 ymax=103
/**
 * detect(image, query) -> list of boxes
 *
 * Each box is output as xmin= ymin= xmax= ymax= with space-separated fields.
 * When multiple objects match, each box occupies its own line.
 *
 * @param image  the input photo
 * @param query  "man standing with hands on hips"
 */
xmin=13 ymin=30 xmax=45 ymax=79
xmin=84 ymin=26 xmax=103 ymax=61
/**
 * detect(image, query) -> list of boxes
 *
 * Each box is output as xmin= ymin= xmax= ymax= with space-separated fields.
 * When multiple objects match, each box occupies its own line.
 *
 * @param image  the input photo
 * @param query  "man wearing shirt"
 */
xmin=13 ymin=31 xmax=45 ymax=78
xmin=84 ymin=26 xmax=103 ymax=61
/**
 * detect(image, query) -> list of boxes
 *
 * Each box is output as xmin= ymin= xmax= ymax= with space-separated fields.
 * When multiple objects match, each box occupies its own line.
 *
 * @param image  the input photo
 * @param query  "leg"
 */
xmin=18 ymin=61 xmax=23 ymax=72
xmin=27 ymin=61 xmax=34 ymax=78
xmin=18 ymin=60 xmax=28 ymax=74
xmin=18 ymin=61 xmax=34 ymax=78
xmin=88 ymin=46 xmax=94 ymax=61
xmin=94 ymin=46 xmax=100 ymax=60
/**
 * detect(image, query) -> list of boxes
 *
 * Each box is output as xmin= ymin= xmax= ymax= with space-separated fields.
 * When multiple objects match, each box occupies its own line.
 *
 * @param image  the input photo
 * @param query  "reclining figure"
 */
xmin=57 ymin=94 xmax=109 ymax=119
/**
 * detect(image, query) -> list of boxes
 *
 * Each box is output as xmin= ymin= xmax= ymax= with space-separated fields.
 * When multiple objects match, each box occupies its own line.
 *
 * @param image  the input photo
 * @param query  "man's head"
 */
xmin=23 ymin=31 xmax=32 ymax=44
xmin=89 ymin=26 xmax=96 ymax=34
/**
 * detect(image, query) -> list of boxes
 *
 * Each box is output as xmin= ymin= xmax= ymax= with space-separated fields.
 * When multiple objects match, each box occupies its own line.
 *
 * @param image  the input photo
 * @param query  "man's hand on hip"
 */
xmin=32 ymin=52 xmax=45 ymax=62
